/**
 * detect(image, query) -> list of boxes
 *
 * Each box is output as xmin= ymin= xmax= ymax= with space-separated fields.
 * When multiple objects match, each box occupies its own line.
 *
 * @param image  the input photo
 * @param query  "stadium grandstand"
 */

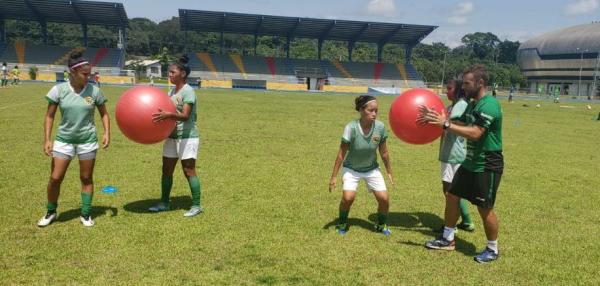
xmin=179 ymin=10 xmax=437 ymax=92
xmin=0 ymin=2 xmax=438 ymax=91
xmin=0 ymin=0 xmax=132 ymax=83
xmin=517 ymin=22 xmax=600 ymax=99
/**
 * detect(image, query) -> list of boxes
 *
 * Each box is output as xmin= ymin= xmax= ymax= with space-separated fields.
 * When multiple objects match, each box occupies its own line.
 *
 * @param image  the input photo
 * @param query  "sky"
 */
xmin=115 ymin=0 xmax=600 ymax=47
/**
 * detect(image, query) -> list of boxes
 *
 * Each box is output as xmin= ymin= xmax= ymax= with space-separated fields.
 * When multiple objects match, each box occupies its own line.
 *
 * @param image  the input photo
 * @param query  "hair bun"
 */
xmin=178 ymin=55 xmax=189 ymax=65
xmin=69 ymin=51 xmax=83 ymax=60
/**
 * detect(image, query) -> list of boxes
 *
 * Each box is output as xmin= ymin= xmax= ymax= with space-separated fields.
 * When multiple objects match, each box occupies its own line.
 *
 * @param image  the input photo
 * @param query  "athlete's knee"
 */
xmin=79 ymin=175 xmax=93 ymax=185
xmin=49 ymin=176 xmax=64 ymax=185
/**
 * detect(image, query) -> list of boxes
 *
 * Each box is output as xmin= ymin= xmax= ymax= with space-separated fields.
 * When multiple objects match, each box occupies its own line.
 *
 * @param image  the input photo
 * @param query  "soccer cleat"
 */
xmin=457 ymin=222 xmax=475 ymax=232
xmin=80 ymin=215 xmax=95 ymax=227
xmin=335 ymin=223 xmax=348 ymax=235
xmin=148 ymin=202 xmax=169 ymax=212
xmin=375 ymin=224 xmax=392 ymax=236
xmin=474 ymin=247 xmax=499 ymax=263
xmin=425 ymin=237 xmax=456 ymax=250
xmin=183 ymin=206 xmax=203 ymax=217
xmin=37 ymin=212 xmax=57 ymax=227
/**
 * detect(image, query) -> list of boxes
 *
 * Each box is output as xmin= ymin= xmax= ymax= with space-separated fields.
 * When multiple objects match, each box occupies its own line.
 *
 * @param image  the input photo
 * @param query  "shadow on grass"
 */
xmin=323 ymin=211 xmax=477 ymax=256
xmin=56 ymin=205 xmax=118 ymax=222
xmin=322 ymin=217 xmax=378 ymax=233
xmin=123 ymin=196 xmax=192 ymax=214
xmin=374 ymin=212 xmax=477 ymax=256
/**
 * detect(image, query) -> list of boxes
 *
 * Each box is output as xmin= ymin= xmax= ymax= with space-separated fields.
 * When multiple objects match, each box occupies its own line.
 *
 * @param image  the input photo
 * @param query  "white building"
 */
xmin=518 ymin=22 xmax=600 ymax=98
xmin=125 ymin=59 xmax=162 ymax=78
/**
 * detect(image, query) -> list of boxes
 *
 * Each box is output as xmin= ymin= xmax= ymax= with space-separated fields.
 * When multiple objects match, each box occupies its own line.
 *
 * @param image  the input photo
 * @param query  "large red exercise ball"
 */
xmin=388 ymin=88 xmax=446 ymax=145
xmin=115 ymin=86 xmax=176 ymax=144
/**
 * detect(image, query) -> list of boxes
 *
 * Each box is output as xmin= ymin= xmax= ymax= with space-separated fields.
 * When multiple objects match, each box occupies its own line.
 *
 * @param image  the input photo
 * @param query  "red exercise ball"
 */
xmin=388 ymin=88 xmax=446 ymax=145
xmin=115 ymin=86 xmax=176 ymax=144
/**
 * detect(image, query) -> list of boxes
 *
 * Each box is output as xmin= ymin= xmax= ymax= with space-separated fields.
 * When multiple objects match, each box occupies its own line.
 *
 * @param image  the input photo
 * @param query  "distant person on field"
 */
xmin=508 ymin=85 xmax=515 ymax=102
xmin=94 ymin=72 xmax=101 ymax=87
xmin=1 ymin=62 xmax=8 ymax=87
xmin=11 ymin=65 xmax=20 ymax=85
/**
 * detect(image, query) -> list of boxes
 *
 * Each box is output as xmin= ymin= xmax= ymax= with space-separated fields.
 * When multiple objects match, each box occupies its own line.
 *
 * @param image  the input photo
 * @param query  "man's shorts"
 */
xmin=163 ymin=138 xmax=199 ymax=160
xmin=440 ymin=162 xmax=461 ymax=183
xmin=448 ymin=166 xmax=502 ymax=208
xmin=342 ymin=167 xmax=387 ymax=192
xmin=52 ymin=141 xmax=98 ymax=161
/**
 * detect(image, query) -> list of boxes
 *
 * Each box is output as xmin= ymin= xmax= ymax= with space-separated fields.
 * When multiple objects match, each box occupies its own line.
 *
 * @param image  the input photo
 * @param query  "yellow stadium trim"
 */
xmin=331 ymin=60 xmax=354 ymax=79
xmin=228 ymin=54 xmax=247 ymax=79
xmin=196 ymin=52 xmax=218 ymax=77
xmin=395 ymin=64 xmax=410 ymax=88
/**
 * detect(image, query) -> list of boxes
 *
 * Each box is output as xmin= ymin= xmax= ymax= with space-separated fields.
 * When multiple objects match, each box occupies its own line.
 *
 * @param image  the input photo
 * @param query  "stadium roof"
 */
xmin=179 ymin=10 xmax=437 ymax=46
xmin=0 ymin=0 xmax=128 ymax=27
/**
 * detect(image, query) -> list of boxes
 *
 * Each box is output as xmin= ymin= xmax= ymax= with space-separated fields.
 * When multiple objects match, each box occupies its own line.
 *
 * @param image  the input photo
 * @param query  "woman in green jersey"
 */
xmin=149 ymin=55 xmax=203 ymax=217
xmin=437 ymin=79 xmax=474 ymax=232
xmin=38 ymin=51 xmax=110 ymax=227
xmin=329 ymin=95 xmax=394 ymax=235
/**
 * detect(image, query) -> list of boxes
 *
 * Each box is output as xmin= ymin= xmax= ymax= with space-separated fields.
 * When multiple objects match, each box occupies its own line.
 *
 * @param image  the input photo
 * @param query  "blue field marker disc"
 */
xmin=101 ymin=186 xmax=117 ymax=194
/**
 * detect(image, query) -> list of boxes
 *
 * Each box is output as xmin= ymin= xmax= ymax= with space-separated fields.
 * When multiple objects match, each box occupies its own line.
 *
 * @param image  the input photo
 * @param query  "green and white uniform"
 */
xmin=162 ymin=84 xmax=200 ymax=160
xmin=449 ymin=93 xmax=503 ymax=208
xmin=439 ymin=98 xmax=468 ymax=182
xmin=159 ymin=84 xmax=203 ymax=210
xmin=45 ymin=82 xmax=106 ymax=159
xmin=341 ymin=119 xmax=388 ymax=192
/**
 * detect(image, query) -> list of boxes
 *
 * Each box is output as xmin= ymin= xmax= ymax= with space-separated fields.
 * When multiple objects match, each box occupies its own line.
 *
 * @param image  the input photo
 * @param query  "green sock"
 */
xmin=459 ymin=199 xmax=473 ymax=225
xmin=187 ymin=176 xmax=201 ymax=207
xmin=47 ymin=202 xmax=57 ymax=213
xmin=338 ymin=210 xmax=349 ymax=225
xmin=80 ymin=192 xmax=93 ymax=216
xmin=161 ymin=175 xmax=173 ymax=204
xmin=377 ymin=212 xmax=388 ymax=225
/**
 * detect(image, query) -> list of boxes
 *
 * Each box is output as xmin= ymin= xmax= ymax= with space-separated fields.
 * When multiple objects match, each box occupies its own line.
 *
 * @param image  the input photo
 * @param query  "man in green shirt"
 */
xmin=418 ymin=64 xmax=504 ymax=263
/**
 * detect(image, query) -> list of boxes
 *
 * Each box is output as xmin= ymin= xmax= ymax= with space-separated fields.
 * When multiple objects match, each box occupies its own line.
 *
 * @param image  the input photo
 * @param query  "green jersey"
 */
xmin=169 ymin=84 xmax=199 ymax=139
xmin=341 ymin=119 xmax=388 ymax=172
xmin=439 ymin=99 xmax=468 ymax=164
xmin=458 ymin=93 xmax=503 ymax=172
xmin=45 ymin=82 xmax=106 ymax=144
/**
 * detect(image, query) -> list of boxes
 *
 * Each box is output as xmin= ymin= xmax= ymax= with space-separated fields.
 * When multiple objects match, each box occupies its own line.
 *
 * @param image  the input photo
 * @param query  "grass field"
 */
xmin=1 ymin=83 xmax=599 ymax=285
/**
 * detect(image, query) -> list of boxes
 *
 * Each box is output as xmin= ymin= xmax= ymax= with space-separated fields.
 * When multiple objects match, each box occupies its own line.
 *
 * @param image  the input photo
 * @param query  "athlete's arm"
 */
xmin=44 ymin=103 xmax=58 ymax=156
xmin=152 ymin=103 xmax=192 ymax=122
xmin=329 ymin=142 xmax=349 ymax=192
xmin=417 ymin=105 xmax=485 ymax=141
xmin=378 ymin=140 xmax=395 ymax=188
xmin=97 ymin=104 xmax=110 ymax=149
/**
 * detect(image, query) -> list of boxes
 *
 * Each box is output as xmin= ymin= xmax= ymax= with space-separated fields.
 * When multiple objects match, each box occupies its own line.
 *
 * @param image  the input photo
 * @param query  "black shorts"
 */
xmin=448 ymin=166 xmax=502 ymax=208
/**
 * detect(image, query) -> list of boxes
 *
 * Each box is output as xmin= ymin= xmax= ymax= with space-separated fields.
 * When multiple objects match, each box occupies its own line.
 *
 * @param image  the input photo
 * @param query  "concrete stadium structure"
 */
xmin=517 ymin=22 xmax=600 ymax=99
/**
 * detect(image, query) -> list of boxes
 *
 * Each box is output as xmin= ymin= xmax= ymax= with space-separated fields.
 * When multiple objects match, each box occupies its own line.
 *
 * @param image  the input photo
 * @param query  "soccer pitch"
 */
xmin=1 ymin=83 xmax=599 ymax=285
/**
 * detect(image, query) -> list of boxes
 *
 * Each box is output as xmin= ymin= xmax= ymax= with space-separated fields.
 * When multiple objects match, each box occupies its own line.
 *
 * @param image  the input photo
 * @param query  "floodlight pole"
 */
xmin=577 ymin=48 xmax=588 ymax=98
xmin=592 ymin=52 xmax=600 ymax=100
xmin=0 ymin=18 xmax=5 ymax=43
xmin=440 ymin=51 xmax=447 ymax=88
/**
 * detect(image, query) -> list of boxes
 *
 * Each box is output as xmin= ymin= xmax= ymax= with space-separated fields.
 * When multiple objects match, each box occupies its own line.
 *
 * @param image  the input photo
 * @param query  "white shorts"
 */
xmin=163 ymin=138 xmax=199 ymax=160
xmin=440 ymin=162 xmax=461 ymax=183
xmin=52 ymin=141 xmax=98 ymax=160
xmin=342 ymin=167 xmax=387 ymax=192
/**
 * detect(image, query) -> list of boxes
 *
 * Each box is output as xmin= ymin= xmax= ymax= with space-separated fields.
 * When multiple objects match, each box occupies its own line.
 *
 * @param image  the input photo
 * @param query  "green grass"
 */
xmin=1 ymin=83 xmax=599 ymax=285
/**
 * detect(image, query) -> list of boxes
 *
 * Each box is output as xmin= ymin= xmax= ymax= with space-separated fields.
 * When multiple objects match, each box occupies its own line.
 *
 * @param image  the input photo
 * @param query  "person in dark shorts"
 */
xmin=418 ymin=64 xmax=504 ymax=263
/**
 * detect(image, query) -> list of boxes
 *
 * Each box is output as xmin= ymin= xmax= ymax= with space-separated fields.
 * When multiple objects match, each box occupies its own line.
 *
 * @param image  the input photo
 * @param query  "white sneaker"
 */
xmin=37 ymin=212 xmax=57 ymax=227
xmin=148 ymin=202 xmax=169 ymax=212
xmin=183 ymin=206 xmax=203 ymax=217
xmin=80 ymin=215 xmax=95 ymax=227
